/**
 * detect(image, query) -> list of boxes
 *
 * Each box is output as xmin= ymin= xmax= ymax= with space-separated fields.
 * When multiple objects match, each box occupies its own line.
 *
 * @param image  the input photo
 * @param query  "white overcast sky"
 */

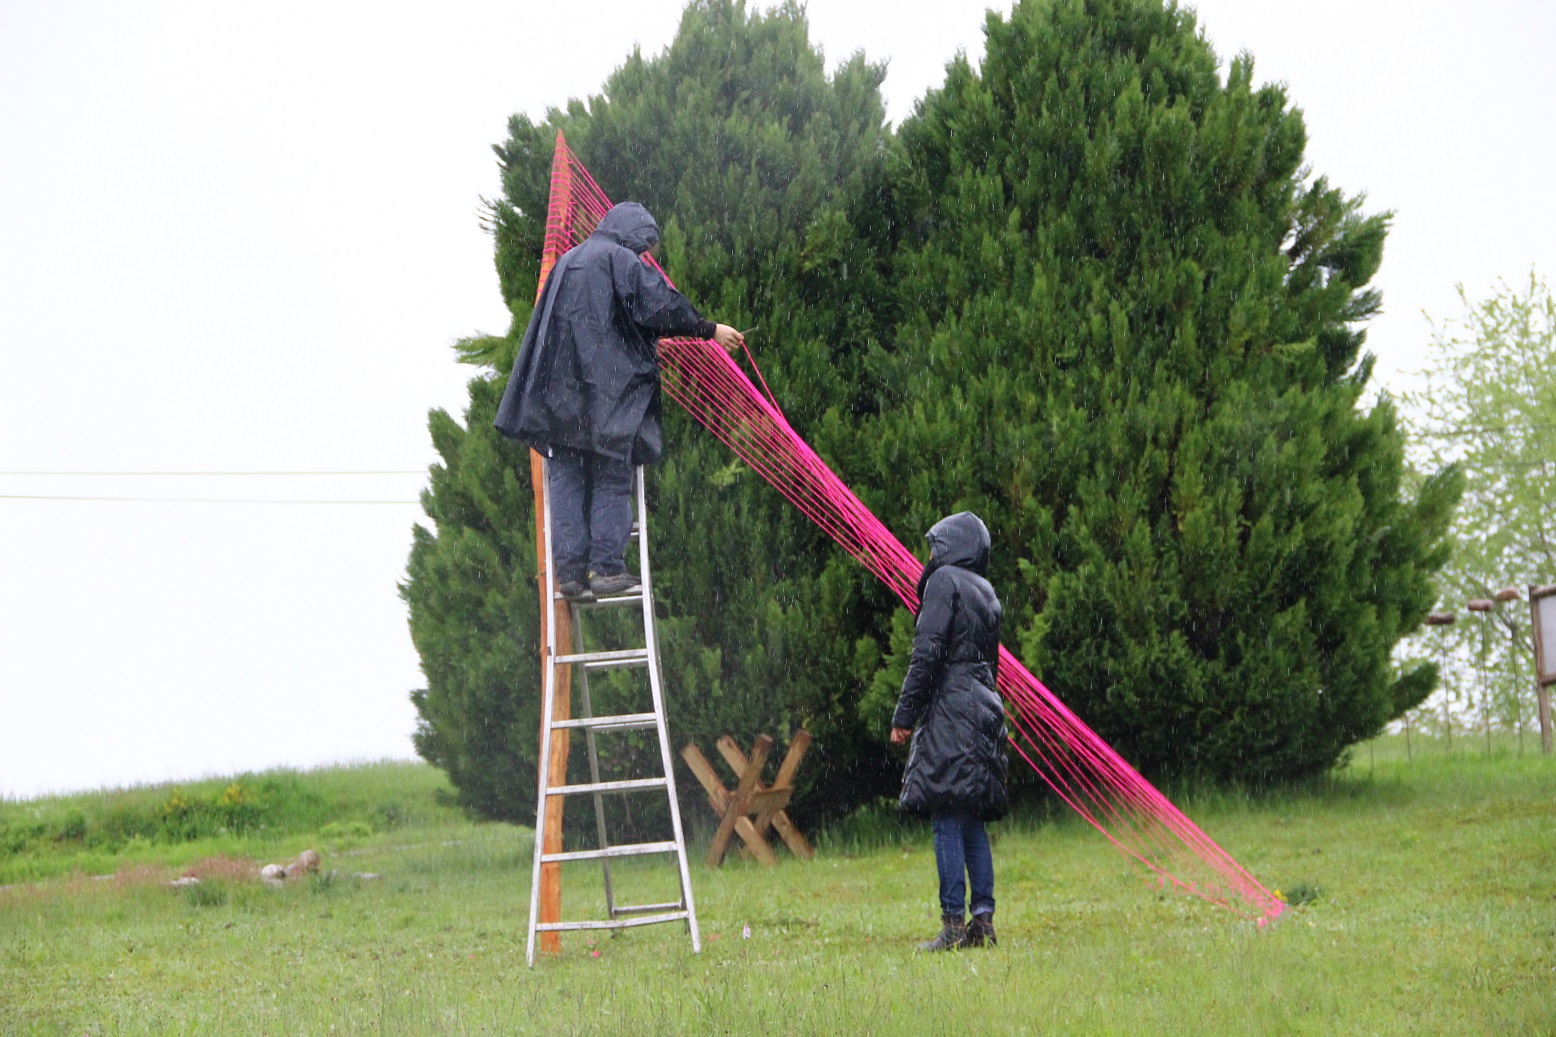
xmin=2 ymin=1 xmax=1552 ymax=799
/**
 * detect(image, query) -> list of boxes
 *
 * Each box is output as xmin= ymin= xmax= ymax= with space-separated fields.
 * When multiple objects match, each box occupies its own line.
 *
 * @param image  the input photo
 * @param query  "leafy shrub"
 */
xmin=52 ymin=809 xmax=87 ymax=843
xmin=96 ymin=802 xmax=158 ymax=845
xmin=375 ymin=800 xmax=408 ymax=830
xmin=0 ymin=821 xmax=46 ymax=855
xmin=158 ymin=788 xmax=200 ymax=842
xmin=318 ymin=821 xmax=373 ymax=841
xmin=1281 ymin=882 xmax=1322 ymax=907
xmin=214 ymin=783 xmax=263 ymax=833
xmin=153 ymin=782 xmax=269 ymax=843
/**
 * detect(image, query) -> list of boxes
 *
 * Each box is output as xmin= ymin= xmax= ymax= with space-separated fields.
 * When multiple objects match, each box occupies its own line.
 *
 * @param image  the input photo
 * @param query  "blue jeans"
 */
xmin=546 ymin=447 xmax=634 ymax=583
xmin=931 ymin=813 xmax=995 ymax=918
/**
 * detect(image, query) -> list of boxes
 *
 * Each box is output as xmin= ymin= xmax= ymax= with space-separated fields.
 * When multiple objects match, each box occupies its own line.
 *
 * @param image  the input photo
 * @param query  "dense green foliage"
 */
xmin=852 ymin=0 xmax=1460 ymax=783
xmin=405 ymin=0 xmax=1462 ymax=825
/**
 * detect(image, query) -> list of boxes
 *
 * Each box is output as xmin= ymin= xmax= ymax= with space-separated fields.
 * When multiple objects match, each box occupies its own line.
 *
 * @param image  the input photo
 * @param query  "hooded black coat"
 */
xmin=494 ymin=202 xmax=716 ymax=464
xmin=893 ymin=512 xmax=1009 ymax=821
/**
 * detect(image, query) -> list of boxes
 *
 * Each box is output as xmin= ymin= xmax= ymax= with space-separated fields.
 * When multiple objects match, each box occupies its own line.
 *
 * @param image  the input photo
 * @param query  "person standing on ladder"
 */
xmin=494 ymin=201 xmax=744 ymax=600
xmin=890 ymin=511 xmax=1008 ymax=951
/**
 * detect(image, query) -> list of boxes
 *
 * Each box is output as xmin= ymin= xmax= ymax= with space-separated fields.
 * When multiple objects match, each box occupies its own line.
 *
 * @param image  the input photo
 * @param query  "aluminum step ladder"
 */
xmin=526 ymin=462 xmax=700 ymax=965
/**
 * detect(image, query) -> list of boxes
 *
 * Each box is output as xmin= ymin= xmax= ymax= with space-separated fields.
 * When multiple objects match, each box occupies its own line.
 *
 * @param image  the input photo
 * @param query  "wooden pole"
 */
xmin=1539 ymin=686 xmax=1553 ymax=756
xmin=532 ymin=131 xmax=578 ymax=954
xmin=1482 ymin=617 xmax=1492 ymax=757
xmin=533 ymin=449 xmax=573 ymax=955
xmin=1441 ymin=642 xmax=1453 ymax=756
xmin=1516 ymin=635 xmax=1527 ymax=756
xmin=535 ymin=126 xmax=585 ymax=946
xmin=1532 ymin=586 xmax=1554 ymax=755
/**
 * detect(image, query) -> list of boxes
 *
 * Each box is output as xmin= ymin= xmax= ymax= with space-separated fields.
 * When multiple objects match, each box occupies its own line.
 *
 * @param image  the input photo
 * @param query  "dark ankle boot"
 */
xmin=917 ymin=913 xmax=967 ymax=952
xmin=557 ymin=579 xmax=595 ymax=602
xmin=588 ymin=571 xmax=641 ymax=596
xmin=965 ymin=911 xmax=997 ymax=948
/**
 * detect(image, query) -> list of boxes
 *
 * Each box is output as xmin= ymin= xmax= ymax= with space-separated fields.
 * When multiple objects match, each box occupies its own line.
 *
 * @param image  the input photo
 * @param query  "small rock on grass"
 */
xmin=258 ymin=850 xmax=324 ymax=885
xmin=283 ymin=849 xmax=321 ymax=879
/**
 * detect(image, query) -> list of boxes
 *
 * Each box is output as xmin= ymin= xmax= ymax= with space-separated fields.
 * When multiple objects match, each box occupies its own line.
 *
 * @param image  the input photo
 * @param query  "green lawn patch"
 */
xmin=0 ymin=761 xmax=462 ymax=886
xmin=1 ymin=741 xmax=1552 ymax=1035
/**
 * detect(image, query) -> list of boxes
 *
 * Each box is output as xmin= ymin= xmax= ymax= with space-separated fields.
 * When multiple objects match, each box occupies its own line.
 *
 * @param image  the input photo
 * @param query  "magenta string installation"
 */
xmin=539 ymin=133 xmax=1285 ymax=925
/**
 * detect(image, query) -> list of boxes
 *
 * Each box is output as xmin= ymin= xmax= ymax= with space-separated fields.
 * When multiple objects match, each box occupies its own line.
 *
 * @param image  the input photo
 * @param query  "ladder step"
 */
xmin=541 ymin=840 xmax=679 ymax=864
xmin=552 ymin=712 xmax=660 ymax=732
xmin=549 ymin=777 xmax=667 ymax=796
xmin=612 ymin=901 xmax=684 ymax=916
xmin=536 ymin=911 xmax=688 ymax=932
xmin=553 ymin=648 xmax=650 ymax=670
xmin=562 ymin=591 xmax=646 ymax=609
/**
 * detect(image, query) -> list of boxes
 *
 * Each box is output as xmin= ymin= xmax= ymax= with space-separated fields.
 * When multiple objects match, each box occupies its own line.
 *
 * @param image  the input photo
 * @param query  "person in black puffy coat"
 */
xmin=890 ymin=511 xmax=1007 ymax=951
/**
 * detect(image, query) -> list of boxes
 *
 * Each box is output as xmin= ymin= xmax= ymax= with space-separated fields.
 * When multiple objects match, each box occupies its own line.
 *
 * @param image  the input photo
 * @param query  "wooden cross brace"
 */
xmin=681 ymin=731 xmax=815 ymax=868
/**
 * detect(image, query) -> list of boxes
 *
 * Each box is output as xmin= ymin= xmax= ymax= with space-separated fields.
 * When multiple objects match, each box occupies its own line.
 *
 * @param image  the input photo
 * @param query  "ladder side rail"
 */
xmin=636 ymin=465 xmax=702 ymax=952
xmin=526 ymin=455 xmax=562 ymax=966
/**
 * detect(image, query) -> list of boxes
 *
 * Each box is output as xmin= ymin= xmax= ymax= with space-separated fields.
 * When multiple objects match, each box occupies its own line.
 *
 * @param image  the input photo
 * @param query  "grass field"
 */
xmin=2 ymin=738 xmax=1552 ymax=1035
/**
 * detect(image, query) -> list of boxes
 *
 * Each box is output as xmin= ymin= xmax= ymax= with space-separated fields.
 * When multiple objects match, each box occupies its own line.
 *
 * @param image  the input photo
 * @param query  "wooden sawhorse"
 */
xmin=681 ymin=731 xmax=814 ymax=867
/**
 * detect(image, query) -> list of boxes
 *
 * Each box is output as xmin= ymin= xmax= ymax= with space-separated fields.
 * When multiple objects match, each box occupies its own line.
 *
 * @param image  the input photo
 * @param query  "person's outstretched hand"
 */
xmin=712 ymin=324 xmax=745 ymax=352
xmin=890 ymin=726 xmax=911 ymax=745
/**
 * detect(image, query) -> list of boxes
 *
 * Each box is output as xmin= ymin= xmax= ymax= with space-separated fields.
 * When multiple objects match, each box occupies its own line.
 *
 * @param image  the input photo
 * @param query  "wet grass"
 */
xmin=0 ymin=761 xmax=461 ymax=886
xmin=1 ymin=738 xmax=1551 ymax=1035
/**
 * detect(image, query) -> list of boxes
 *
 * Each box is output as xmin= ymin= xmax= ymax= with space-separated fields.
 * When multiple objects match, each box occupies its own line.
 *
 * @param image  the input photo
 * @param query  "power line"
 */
xmin=1432 ymin=422 xmax=1556 ymax=438
xmin=0 ymin=494 xmax=421 ymax=505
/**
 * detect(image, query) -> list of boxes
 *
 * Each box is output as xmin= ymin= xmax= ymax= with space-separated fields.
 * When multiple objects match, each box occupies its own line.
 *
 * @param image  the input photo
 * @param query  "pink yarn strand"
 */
xmin=536 ymin=133 xmax=1284 ymax=925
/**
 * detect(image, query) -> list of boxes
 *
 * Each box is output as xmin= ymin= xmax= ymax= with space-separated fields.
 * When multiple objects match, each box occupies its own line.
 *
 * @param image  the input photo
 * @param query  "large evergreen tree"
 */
xmin=403 ymin=0 xmax=894 ymax=825
xmin=856 ymin=0 xmax=1460 ymax=783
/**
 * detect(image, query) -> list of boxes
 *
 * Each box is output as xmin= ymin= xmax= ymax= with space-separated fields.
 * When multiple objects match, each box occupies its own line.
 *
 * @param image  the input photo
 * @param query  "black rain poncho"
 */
xmin=893 ymin=512 xmax=1009 ymax=821
xmin=494 ymin=202 xmax=715 ymax=464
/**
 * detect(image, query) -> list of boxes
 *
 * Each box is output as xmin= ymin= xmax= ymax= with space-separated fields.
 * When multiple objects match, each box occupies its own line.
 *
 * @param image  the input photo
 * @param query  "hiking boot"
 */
xmin=557 ymin=579 xmax=595 ymax=602
xmin=916 ymin=913 xmax=967 ymax=952
xmin=589 ymin=571 xmax=641 ymax=596
xmin=965 ymin=912 xmax=997 ymax=948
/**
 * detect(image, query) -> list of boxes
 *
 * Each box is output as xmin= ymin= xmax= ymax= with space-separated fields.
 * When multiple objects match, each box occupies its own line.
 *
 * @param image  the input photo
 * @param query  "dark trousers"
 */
xmin=931 ymin=812 xmax=995 ymax=918
xmin=546 ymin=446 xmax=634 ymax=583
